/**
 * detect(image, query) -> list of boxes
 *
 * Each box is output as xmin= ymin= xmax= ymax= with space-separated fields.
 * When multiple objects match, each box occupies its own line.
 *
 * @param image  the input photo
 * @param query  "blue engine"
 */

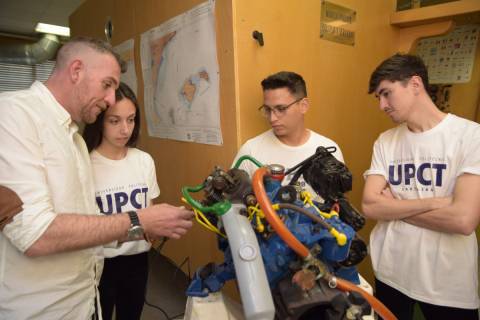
xmin=244 ymin=176 xmax=358 ymax=288
xmin=182 ymin=148 xmax=369 ymax=319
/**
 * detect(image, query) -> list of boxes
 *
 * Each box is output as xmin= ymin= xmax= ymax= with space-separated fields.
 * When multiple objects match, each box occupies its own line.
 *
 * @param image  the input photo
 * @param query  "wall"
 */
xmin=233 ymin=0 xmax=399 ymax=283
xmin=447 ymin=26 xmax=480 ymax=121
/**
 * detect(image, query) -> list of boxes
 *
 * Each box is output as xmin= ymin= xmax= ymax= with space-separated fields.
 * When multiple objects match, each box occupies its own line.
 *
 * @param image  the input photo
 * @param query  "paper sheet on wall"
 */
xmin=114 ymin=39 xmax=138 ymax=95
xmin=416 ymin=24 xmax=480 ymax=84
xmin=140 ymin=0 xmax=222 ymax=145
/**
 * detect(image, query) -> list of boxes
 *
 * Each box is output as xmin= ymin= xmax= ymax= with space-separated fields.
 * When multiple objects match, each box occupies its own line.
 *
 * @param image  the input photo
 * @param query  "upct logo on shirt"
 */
xmin=388 ymin=162 xmax=447 ymax=190
xmin=96 ymin=186 xmax=149 ymax=214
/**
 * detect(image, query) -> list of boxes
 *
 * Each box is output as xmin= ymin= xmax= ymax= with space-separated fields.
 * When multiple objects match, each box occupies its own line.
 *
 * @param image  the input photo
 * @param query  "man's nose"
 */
xmin=268 ymin=110 xmax=279 ymax=122
xmin=105 ymin=88 xmax=116 ymax=108
xmin=379 ymin=97 xmax=388 ymax=111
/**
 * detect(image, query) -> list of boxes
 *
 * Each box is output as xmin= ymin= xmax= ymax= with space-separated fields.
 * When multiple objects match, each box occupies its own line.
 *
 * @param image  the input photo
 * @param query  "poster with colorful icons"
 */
xmin=416 ymin=24 xmax=479 ymax=84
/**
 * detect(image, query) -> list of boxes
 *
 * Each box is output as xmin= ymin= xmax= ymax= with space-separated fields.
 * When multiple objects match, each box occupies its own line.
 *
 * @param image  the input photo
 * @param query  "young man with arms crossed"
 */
xmin=362 ymin=53 xmax=480 ymax=320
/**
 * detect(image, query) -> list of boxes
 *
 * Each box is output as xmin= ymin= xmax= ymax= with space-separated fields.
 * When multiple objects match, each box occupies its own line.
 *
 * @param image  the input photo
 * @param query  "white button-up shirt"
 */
xmin=0 ymin=81 xmax=103 ymax=319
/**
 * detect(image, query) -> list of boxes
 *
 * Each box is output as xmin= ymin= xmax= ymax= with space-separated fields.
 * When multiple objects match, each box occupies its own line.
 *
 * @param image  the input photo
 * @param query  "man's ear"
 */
xmin=300 ymin=97 xmax=309 ymax=114
xmin=410 ymin=75 xmax=424 ymax=91
xmin=69 ymin=59 xmax=83 ymax=84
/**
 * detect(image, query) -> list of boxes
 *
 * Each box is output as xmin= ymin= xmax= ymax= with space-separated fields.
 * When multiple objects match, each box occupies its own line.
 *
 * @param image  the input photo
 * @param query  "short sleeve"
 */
xmin=458 ymin=125 xmax=480 ymax=176
xmin=363 ymin=138 xmax=388 ymax=180
xmin=145 ymin=153 xmax=160 ymax=201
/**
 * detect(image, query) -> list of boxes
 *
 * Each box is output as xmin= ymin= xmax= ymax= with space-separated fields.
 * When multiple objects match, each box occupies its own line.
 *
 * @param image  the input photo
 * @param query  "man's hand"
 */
xmin=403 ymin=174 xmax=480 ymax=235
xmin=138 ymin=203 xmax=194 ymax=240
xmin=381 ymin=186 xmax=394 ymax=199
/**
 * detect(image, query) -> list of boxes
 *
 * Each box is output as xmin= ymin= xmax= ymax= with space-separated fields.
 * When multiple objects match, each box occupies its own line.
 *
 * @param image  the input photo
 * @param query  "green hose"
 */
xmin=181 ymin=184 xmax=231 ymax=216
xmin=233 ymin=155 xmax=263 ymax=169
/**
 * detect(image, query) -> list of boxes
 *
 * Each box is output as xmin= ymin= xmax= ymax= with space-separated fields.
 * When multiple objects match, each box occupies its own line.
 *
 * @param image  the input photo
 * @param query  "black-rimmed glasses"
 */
xmin=258 ymin=97 xmax=304 ymax=118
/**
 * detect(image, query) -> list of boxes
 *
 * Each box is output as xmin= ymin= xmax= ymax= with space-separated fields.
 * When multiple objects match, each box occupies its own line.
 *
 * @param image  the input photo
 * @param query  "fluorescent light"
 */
xmin=35 ymin=23 xmax=70 ymax=37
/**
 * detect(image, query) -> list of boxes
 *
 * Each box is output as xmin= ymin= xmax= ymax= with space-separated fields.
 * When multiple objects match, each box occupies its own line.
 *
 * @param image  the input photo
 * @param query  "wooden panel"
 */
xmin=391 ymin=0 xmax=480 ymax=27
xmin=395 ymin=20 xmax=454 ymax=53
xmin=111 ymin=0 xmax=136 ymax=43
xmin=132 ymin=0 xmax=238 ymax=273
xmin=233 ymin=0 xmax=400 ymax=285
xmin=69 ymin=0 xmax=115 ymax=39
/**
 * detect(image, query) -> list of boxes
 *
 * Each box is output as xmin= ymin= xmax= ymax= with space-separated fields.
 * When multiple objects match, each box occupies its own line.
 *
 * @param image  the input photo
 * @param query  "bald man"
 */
xmin=0 ymin=37 xmax=193 ymax=319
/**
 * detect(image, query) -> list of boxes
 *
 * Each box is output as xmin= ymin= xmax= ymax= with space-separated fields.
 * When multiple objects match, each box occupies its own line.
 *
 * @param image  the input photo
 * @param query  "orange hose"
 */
xmin=336 ymin=278 xmax=398 ymax=320
xmin=252 ymin=167 xmax=310 ymax=258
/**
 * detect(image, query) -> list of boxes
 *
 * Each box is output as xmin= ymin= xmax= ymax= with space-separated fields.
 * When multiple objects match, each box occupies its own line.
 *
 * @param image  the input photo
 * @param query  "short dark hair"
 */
xmin=56 ymin=36 xmax=126 ymax=72
xmin=261 ymin=71 xmax=307 ymax=98
xmin=368 ymin=53 xmax=429 ymax=94
xmin=82 ymin=82 xmax=140 ymax=152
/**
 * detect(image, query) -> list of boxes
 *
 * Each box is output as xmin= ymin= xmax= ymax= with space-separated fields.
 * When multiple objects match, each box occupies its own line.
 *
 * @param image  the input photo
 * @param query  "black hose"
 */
xmin=276 ymin=203 xmax=333 ymax=231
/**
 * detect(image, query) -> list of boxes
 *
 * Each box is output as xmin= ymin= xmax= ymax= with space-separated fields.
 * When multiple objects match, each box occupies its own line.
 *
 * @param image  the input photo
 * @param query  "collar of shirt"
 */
xmin=31 ymin=81 xmax=78 ymax=134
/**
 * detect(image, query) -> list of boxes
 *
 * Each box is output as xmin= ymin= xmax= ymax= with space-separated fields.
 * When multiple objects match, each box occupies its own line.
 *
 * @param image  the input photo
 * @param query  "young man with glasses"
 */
xmin=232 ymin=71 xmax=343 ymax=198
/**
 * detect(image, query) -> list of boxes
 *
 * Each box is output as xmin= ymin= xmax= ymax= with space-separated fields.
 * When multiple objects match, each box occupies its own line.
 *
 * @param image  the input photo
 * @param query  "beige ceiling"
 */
xmin=0 ymin=0 xmax=84 ymax=38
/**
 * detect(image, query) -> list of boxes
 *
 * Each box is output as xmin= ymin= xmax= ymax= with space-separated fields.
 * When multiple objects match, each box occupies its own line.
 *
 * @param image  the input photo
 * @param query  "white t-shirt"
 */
xmin=232 ymin=129 xmax=344 ymax=199
xmin=364 ymin=113 xmax=480 ymax=309
xmin=91 ymin=148 xmax=160 ymax=257
xmin=0 ymin=81 xmax=102 ymax=320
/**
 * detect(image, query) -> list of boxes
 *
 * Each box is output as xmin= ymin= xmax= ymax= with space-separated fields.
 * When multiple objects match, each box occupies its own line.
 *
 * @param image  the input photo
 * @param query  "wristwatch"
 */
xmin=126 ymin=211 xmax=145 ymax=241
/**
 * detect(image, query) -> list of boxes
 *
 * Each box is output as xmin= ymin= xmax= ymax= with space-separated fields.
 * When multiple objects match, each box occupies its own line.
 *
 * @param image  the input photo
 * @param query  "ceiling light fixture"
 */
xmin=34 ymin=23 xmax=70 ymax=37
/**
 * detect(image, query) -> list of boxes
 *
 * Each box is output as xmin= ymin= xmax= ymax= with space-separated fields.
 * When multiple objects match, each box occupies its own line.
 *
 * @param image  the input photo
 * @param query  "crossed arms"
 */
xmin=361 ymin=174 xmax=480 ymax=235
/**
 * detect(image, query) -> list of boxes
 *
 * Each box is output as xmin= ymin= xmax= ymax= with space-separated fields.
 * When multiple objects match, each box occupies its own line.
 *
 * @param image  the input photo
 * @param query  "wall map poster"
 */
xmin=140 ymin=0 xmax=222 ymax=145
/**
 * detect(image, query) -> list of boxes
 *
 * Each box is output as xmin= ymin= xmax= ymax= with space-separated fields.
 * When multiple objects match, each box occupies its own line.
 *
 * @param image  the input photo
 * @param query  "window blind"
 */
xmin=0 ymin=60 xmax=55 ymax=93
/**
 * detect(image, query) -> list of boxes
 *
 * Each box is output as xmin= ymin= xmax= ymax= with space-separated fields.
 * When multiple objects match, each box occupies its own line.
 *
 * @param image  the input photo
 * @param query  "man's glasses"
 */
xmin=258 ymin=97 xmax=304 ymax=118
